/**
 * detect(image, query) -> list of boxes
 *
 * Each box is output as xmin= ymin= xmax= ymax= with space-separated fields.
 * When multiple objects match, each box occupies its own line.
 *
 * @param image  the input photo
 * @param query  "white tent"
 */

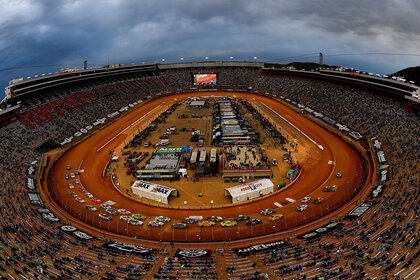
xmin=224 ymin=179 xmax=274 ymax=204
xmin=131 ymin=180 xmax=178 ymax=204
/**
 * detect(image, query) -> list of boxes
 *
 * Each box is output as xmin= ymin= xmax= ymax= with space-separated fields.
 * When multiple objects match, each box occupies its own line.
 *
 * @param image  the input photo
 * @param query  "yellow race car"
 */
xmin=198 ymin=220 xmax=215 ymax=227
xmin=269 ymin=214 xmax=284 ymax=221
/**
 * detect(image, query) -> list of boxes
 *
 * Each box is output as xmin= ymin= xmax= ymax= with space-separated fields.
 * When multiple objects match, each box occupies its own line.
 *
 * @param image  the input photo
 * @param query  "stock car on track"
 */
xmin=314 ymin=197 xmax=324 ymax=204
xmin=117 ymin=209 xmax=131 ymax=215
xmin=221 ymin=220 xmax=238 ymax=227
xmin=301 ymin=197 xmax=311 ymax=203
xmin=105 ymin=208 xmax=118 ymax=215
xmin=148 ymin=221 xmax=164 ymax=227
xmin=235 ymin=215 xmax=250 ymax=221
xmin=70 ymin=173 xmax=75 ymax=179
xmin=128 ymin=218 xmax=143 ymax=226
xmin=260 ymin=209 xmax=275 ymax=215
xmin=79 ymin=187 xmax=86 ymax=192
xmin=324 ymin=186 xmax=330 ymax=192
xmin=67 ymin=164 xmax=71 ymax=170
xmin=85 ymin=193 xmax=94 ymax=199
xmin=198 ymin=221 xmax=215 ymax=227
xmin=120 ymin=215 xmax=130 ymax=221
xmin=207 ymin=216 xmax=223 ymax=222
xmin=182 ymin=218 xmax=198 ymax=224
xmin=70 ymin=192 xmax=77 ymax=198
xmin=297 ymin=205 xmax=308 ymax=211
xmin=246 ymin=219 xmax=262 ymax=226
xmin=155 ymin=216 xmax=171 ymax=223
xmin=75 ymin=197 xmax=85 ymax=203
xmin=100 ymin=203 xmax=111 ymax=209
xmin=269 ymin=214 xmax=284 ymax=221
xmin=98 ymin=213 xmax=111 ymax=220
xmin=86 ymin=205 xmax=97 ymax=211
xmin=74 ymin=179 xmax=80 ymax=184
xmin=65 ymin=174 xmax=69 ymax=180
xmin=331 ymin=185 xmax=338 ymax=191
xmin=171 ymin=223 xmax=187 ymax=229
xmin=67 ymin=183 xmax=74 ymax=189
xmin=92 ymin=198 xmax=102 ymax=203
xmin=336 ymin=172 xmax=342 ymax=178
xmin=131 ymin=214 xmax=147 ymax=220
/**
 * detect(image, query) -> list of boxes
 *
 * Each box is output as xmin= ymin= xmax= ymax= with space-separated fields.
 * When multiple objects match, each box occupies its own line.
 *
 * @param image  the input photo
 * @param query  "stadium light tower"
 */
xmin=180 ymin=57 xmax=184 ymax=61
xmin=205 ymin=56 xmax=209 ymax=60
xmin=161 ymin=58 xmax=165 ymax=62
xmin=253 ymin=56 xmax=257 ymax=60
xmin=229 ymin=56 xmax=234 ymax=60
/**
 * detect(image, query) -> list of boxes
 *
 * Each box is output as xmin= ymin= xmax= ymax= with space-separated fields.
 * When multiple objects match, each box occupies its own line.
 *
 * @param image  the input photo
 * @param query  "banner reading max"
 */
xmin=298 ymin=222 xmax=343 ymax=240
xmin=234 ymin=240 xmax=290 ymax=256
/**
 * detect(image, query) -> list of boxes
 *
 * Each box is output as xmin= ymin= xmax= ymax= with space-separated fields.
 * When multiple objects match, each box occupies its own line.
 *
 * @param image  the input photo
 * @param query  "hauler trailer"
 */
xmin=190 ymin=149 xmax=199 ymax=169
xmin=199 ymin=149 xmax=207 ymax=166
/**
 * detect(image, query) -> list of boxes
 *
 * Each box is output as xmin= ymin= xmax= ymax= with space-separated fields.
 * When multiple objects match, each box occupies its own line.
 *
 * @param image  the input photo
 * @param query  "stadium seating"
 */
xmin=0 ymin=68 xmax=418 ymax=279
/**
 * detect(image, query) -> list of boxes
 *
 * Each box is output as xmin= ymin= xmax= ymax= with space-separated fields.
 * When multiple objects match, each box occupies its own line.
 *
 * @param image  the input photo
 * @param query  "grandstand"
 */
xmin=0 ymin=62 xmax=418 ymax=280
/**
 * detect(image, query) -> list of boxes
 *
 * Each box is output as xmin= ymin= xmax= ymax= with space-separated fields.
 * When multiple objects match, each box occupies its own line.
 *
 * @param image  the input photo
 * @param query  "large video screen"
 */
xmin=193 ymin=73 xmax=217 ymax=85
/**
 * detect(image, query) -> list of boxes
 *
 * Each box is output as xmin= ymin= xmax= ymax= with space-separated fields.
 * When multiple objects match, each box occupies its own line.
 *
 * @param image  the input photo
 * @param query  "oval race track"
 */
xmin=42 ymin=91 xmax=371 ymax=243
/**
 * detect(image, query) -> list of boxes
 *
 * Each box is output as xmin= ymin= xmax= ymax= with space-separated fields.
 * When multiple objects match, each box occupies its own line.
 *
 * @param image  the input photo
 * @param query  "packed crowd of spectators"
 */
xmin=0 ymin=67 xmax=418 ymax=279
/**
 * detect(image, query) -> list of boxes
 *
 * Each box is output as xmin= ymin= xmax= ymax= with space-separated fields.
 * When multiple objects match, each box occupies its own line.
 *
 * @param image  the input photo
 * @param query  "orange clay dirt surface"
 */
xmin=42 ymin=92 xmax=372 ymax=243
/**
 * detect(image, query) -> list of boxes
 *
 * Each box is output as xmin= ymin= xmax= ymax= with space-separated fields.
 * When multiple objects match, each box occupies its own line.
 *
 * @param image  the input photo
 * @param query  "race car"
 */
xmin=131 ymin=214 xmax=147 ymax=220
xmin=260 ymin=209 xmax=275 ymax=216
xmin=155 ymin=216 xmax=171 ymax=223
xmin=70 ymin=173 xmax=75 ymax=179
xmin=100 ymin=203 xmax=111 ymax=209
xmin=314 ymin=197 xmax=324 ymax=204
xmin=331 ymin=185 xmax=338 ymax=191
xmin=105 ymin=208 xmax=118 ymax=215
xmin=65 ymin=174 xmax=69 ymax=180
xmin=66 ymin=164 xmax=71 ymax=170
xmin=79 ymin=187 xmax=86 ymax=193
xmin=324 ymin=186 xmax=330 ymax=192
xmin=86 ymin=205 xmax=97 ymax=211
xmin=301 ymin=197 xmax=311 ymax=203
xmin=198 ymin=221 xmax=215 ymax=227
xmin=85 ymin=192 xmax=93 ymax=199
xmin=221 ymin=220 xmax=238 ymax=227
xmin=75 ymin=197 xmax=85 ymax=203
xmin=171 ymin=223 xmax=187 ymax=229
xmin=98 ymin=213 xmax=112 ymax=221
xmin=70 ymin=192 xmax=77 ymax=198
xmin=336 ymin=172 xmax=342 ymax=178
xmin=297 ymin=205 xmax=308 ymax=211
xmin=117 ymin=209 xmax=131 ymax=215
xmin=92 ymin=197 xmax=101 ymax=203
xmin=128 ymin=218 xmax=143 ymax=226
xmin=67 ymin=183 xmax=74 ymax=189
xmin=207 ymin=216 xmax=223 ymax=222
xmin=235 ymin=215 xmax=250 ymax=221
xmin=148 ymin=221 xmax=164 ymax=227
xmin=181 ymin=218 xmax=198 ymax=224
xmin=74 ymin=179 xmax=80 ymax=184
xmin=120 ymin=215 xmax=130 ymax=221
xmin=246 ymin=219 xmax=262 ymax=226
xmin=269 ymin=214 xmax=284 ymax=221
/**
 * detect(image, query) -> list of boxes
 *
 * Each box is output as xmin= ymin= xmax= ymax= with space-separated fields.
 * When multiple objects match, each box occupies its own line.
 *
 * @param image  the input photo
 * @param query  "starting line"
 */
xmin=96 ymin=105 xmax=162 ymax=152
xmin=260 ymin=102 xmax=324 ymax=150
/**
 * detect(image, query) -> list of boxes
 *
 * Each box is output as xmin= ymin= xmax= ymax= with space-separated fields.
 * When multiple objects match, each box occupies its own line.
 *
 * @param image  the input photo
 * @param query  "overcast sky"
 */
xmin=1 ymin=0 xmax=420 ymax=96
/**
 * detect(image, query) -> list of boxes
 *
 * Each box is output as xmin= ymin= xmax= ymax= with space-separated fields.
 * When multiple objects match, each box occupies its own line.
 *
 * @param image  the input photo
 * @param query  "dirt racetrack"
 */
xmin=41 ymin=91 xmax=373 ymax=243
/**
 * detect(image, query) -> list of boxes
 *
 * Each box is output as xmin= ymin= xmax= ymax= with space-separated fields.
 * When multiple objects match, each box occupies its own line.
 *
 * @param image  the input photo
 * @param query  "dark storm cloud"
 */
xmin=1 ymin=0 xmax=420 ymax=93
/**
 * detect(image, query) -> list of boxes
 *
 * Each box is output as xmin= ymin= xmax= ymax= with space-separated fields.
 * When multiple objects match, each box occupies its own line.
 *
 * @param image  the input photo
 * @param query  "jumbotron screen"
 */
xmin=193 ymin=73 xmax=217 ymax=85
